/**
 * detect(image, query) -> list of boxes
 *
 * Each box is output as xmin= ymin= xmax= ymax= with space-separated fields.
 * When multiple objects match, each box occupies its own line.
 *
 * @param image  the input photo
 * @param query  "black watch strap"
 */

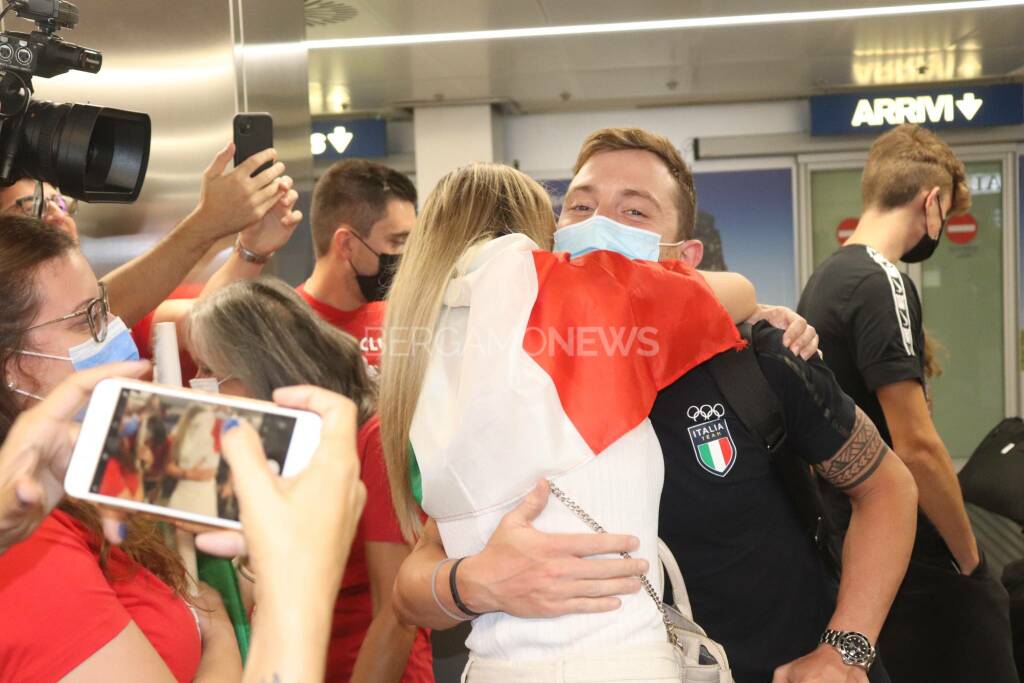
xmin=449 ymin=557 xmax=482 ymax=618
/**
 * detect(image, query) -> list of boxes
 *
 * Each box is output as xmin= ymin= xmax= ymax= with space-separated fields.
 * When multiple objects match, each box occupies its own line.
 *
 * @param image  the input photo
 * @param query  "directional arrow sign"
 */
xmin=955 ymin=93 xmax=984 ymax=121
xmin=327 ymin=126 xmax=354 ymax=154
xmin=310 ymin=118 xmax=387 ymax=159
xmin=811 ymin=84 xmax=1024 ymax=136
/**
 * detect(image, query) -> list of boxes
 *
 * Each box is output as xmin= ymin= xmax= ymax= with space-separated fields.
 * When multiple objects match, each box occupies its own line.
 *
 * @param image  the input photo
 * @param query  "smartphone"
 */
xmin=233 ymin=112 xmax=274 ymax=177
xmin=64 ymin=378 xmax=321 ymax=530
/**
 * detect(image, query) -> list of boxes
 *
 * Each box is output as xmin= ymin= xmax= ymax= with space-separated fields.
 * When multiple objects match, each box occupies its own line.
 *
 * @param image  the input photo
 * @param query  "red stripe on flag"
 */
xmin=525 ymin=250 xmax=745 ymax=455
xmin=719 ymin=438 xmax=733 ymax=466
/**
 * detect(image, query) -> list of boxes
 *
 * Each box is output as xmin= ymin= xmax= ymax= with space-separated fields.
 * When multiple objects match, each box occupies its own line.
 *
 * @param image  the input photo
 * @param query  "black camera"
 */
xmin=0 ymin=0 xmax=151 ymax=202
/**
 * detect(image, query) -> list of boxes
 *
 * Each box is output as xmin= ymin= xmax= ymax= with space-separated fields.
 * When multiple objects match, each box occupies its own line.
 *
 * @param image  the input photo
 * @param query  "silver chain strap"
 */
xmin=547 ymin=480 xmax=680 ymax=648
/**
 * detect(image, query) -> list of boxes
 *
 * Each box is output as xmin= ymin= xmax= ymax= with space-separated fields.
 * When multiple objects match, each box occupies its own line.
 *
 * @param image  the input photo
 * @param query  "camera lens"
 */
xmin=239 ymin=121 xmax=252 ymax=135
xmin=0 ymin=45 xmax=12 ymax=61
xmin=19 ymin=100 xmax=151 ymax=202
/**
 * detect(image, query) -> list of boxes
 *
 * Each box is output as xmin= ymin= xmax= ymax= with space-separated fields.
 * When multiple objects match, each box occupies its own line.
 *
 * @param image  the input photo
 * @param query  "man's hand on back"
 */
xmin=746 ymin=304 xmax=820 ymax=360
xmin=457 ymin=480 xmax=648 ymax=618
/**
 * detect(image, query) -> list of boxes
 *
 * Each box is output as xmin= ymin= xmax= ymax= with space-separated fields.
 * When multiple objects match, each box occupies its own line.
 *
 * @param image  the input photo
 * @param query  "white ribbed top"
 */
xmin=440 ymin=435 xmax=667 ymax=661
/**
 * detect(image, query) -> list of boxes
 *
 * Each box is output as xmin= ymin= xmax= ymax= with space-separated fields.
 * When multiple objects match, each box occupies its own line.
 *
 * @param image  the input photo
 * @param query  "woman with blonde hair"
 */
xmin=380 ymin=163 xmax=755 ymax=681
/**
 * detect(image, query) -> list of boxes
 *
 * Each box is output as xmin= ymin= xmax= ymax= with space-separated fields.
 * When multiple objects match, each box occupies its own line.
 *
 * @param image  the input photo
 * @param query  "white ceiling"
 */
xmin=305 ymin=0 xmax=1024 ymax=114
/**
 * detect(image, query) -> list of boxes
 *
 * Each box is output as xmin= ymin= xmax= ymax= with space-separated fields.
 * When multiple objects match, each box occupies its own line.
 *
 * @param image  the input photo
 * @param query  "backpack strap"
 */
xmin=705 ymin=323 xmax=787 ymax=452
xmin=706 ymin=322 xmax=841 ymax=576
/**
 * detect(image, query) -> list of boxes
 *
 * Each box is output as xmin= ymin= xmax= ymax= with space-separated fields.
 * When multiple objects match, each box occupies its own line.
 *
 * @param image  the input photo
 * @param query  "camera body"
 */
xmin=0 ymin=0 xmax=150 ymax=202
xmin=0 ymin=30 xmax=100 ymax=78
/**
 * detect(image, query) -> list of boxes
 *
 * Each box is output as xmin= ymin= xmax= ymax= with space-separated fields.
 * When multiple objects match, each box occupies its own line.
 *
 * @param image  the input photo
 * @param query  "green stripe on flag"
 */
xmin=408 ymin=442 xmax=423 ymax=506
xmin=697 ymin=442 xmax=716 ymax=470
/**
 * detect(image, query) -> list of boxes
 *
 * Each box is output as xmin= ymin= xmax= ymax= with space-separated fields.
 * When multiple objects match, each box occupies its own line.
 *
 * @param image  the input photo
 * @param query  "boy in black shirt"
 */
xmin=799 ymin=123 xmax=1017 ymax=683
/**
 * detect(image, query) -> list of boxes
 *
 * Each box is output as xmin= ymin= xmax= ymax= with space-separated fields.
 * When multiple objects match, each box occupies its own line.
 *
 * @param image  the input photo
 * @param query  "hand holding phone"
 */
xmin=196 ymin=386 xmax=366 ymax=632
xmin=193 ymin=140 xmax=284 ymax=243
xmin=64 ymin=379 xmax=321 ymax=531
xmin=174 ymin=386 xmax=365 ymax=683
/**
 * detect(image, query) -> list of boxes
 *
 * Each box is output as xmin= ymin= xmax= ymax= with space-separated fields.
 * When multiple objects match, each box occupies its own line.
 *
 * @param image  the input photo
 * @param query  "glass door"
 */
xmin=801 ymin=150 xmax=1018 ymax=460
xmin=922 ymin=157 xmax=1011 ymax=458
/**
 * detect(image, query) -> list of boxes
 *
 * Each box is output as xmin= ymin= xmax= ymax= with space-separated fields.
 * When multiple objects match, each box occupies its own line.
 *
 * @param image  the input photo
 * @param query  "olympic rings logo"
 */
xmin=687 ymin=404 xmax=725 ymax=421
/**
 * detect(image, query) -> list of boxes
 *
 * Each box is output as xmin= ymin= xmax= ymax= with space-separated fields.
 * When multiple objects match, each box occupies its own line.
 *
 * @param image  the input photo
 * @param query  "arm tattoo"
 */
xmin=259 ymin=675 xmax=281 ymax=683
xmin=814 ymin=408 xmax=888 ymax=490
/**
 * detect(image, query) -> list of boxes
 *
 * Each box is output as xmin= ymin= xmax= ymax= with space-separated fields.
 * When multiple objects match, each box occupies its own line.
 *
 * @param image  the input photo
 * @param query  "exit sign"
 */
xmin=810 ymin=84 xmax=1024 ymax=136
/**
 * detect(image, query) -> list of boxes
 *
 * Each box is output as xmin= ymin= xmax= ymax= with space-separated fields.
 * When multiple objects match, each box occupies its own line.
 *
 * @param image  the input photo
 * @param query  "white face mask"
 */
xmin=7 ymin=381 xmax=44 ymax=402
xmin=188 ymin=376 xmax=231 ymax=393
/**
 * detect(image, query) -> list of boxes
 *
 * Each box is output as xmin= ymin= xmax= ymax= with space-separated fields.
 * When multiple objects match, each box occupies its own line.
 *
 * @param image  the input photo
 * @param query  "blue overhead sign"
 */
xmin=810 ymin=84 xmax=1024 ymax=136
xmin=310 ymin=118 xmax=387 ymax=160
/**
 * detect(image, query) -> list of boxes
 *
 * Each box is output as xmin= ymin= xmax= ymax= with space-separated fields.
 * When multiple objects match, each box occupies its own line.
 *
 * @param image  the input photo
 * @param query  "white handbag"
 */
xmin=548 ymin=481 xmax=734 ymax=683
xmin=657 ymin=538 xmax=734 ymax=682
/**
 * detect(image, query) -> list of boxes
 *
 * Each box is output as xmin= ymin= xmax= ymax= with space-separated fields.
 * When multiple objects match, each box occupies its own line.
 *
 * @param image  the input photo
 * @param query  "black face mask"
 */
xmin=350 ymin=235 xmax=401 ymax=302
xmin=901 ymin=197 xmax=948 ymax=264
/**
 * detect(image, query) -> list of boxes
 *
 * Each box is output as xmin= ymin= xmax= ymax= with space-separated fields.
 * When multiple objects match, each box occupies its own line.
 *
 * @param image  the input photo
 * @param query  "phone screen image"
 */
xmin=89 ymin=387 xmax=296 ymax=522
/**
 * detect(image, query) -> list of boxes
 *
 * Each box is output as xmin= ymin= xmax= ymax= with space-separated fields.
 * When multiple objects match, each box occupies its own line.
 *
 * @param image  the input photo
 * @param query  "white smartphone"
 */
xmin=64 ymin=378 xmax=322 ymax=530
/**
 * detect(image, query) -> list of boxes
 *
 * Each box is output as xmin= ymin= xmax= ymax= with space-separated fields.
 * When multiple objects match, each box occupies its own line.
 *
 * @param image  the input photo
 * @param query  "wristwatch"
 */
xmin=820 ymin=629 xmax=876 ymax=670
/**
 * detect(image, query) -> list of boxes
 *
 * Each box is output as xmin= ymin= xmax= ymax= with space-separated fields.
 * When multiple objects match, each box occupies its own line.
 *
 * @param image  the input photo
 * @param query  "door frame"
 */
xmin=796 ymin=145 xmax=1020 ymax=418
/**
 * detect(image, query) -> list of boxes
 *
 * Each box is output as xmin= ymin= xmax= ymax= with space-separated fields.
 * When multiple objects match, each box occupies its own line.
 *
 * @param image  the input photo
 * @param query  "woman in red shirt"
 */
xmin=187 ymin=276 xmax=435 ymax=682
xmin=0 ymin=216 xmax=241 ymax=682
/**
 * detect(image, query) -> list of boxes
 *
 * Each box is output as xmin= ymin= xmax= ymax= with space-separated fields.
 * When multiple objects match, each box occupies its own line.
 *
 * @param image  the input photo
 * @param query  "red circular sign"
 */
xmin=946 ymin=213 xmax=978 ymax=245
xmin=836 ymin=217 xmax=858 ymax=245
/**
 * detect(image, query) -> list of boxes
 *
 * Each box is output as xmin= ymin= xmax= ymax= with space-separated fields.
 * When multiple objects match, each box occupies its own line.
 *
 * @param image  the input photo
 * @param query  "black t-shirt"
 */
xmin=796 ymin=244 xmax=925 ymax=446
xmin=798 ymin=244 xmax=951 ymax=563
xmin=652 ymin=323 xmax=856 ymax=682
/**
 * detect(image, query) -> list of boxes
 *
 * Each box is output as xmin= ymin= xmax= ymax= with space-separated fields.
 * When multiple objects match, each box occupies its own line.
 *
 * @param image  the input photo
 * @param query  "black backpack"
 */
xmin=705 ymin=322 xmax=842 ymax=577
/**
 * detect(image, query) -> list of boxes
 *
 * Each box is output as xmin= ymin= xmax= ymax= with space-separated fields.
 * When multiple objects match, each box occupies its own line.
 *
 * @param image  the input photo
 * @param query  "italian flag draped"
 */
xmin=409 ymin=236 xmax=744 ymax=521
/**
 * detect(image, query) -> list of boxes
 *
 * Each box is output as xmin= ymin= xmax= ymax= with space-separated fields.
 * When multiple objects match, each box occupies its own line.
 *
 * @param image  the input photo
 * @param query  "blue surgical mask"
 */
xmin=16 ymin=316 xmax=141 ymax=376
xmin=11 ymin=316 xmax=140 ymax=410
xmin=553 ymin=215 xmax=683 ymax=261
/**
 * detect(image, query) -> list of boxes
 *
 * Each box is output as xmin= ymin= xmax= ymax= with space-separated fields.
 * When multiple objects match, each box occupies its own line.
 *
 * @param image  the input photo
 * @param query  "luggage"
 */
xmin=959 ymin=417 xmax=1024 ymax=525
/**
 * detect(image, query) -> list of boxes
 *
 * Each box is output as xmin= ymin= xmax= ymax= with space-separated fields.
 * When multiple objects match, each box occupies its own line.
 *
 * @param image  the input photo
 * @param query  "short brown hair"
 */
xmin=311 ymin=159 xmax=417 ymax=257
xmin=573 ymin=127 xmax=696 ymax=241
xmin=861 ymin=124 xmax=971 ymax=216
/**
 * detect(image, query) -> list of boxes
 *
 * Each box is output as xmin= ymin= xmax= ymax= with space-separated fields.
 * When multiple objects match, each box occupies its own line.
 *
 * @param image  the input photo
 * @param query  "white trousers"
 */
xmin=460 ymin=641 xmax=682 ymax=683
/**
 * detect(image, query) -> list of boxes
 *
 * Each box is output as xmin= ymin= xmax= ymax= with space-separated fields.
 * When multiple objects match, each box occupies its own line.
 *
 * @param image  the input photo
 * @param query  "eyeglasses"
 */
xmin=4 ymin=181 xmax=79 ymax=219
xmin=21 ymin=282 xmax=109 ymax=343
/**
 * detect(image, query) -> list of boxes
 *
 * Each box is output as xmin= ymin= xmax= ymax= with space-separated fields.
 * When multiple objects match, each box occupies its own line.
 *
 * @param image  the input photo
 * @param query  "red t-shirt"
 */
xmin=130 ymin=284 xmax=202 ymax=382
xmin=0 ymin=509 xmax=201 ymax=682
xmin=326 ymin=417 xmax=434 ymax=682
xmin=296 ymin=284 xmax=386 ymax=367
